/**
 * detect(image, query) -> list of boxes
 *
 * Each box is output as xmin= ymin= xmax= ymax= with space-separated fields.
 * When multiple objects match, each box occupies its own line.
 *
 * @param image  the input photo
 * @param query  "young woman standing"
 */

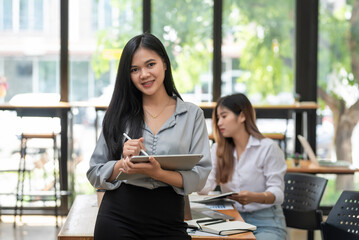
xmin=87 ymin=33 xmax=211 ymax=240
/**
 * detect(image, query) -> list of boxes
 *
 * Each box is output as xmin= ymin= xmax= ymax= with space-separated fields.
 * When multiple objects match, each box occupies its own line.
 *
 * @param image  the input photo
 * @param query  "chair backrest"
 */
xmin=283 ymin=173 xmax=328 ymax=211
xmin=282 ymin=173 xmax=328 ymax=230
xmin=325 ymin=190 xmax=359 ymax=237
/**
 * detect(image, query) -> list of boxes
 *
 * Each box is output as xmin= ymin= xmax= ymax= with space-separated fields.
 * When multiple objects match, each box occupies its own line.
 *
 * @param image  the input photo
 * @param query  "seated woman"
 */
xmin=199 ymin=93 xmax=287 ymax=240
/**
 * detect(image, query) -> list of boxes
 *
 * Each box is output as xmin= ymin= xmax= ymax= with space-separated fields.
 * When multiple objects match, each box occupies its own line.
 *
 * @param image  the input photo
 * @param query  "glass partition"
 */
xmin=68 ymin=0 xmax=142 ymax=194
xmin=0 ymin=0 xmax=60 ymax=102
xmin=222 ymin=0 xmax=295 ymax=105
xmin=69 ymin=0 xmax=142 ymax=104
xmin=318 ymin=0 xmax=359 ymax=206
xmin=152 ymin=0 xmax=213 ymax=103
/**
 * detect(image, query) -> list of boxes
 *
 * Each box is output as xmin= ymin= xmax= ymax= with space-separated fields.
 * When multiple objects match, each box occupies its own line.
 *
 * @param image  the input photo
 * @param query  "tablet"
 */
xmin=116 ymin=154 xmax=203 ymax=181
xmin=192 ymin=192 xmax=238 ymax=204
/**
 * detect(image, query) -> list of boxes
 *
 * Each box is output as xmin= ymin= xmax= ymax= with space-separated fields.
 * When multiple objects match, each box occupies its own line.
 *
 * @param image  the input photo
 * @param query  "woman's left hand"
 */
xmin=228 ymin=190 xmax=255 ymax=205
xmin=119 ymin=156 xmax=162 ymax=178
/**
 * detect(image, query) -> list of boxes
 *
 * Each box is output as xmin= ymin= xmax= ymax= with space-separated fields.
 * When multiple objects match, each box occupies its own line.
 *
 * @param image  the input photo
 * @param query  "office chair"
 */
xmin=282 ymin=173 xmax=328 ymax=240
xmin=321 ymin=190 xmax=359 ymax=240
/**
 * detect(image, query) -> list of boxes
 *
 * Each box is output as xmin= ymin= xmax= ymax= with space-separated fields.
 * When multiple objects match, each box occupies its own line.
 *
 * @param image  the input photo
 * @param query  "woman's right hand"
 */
xmin=123 ymin=137 xmax=146 ymax=158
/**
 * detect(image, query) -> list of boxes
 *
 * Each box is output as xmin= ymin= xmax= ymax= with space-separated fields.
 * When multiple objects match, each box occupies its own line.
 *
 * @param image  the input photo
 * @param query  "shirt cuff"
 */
xmin=267 ymin=187 xmax=284 ymax=205
xmin=98 ymin=161 xmax=122 ymax=190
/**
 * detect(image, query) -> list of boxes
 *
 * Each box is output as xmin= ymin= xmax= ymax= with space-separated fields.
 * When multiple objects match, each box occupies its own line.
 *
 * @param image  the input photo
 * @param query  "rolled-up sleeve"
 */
xmin=264 ymin=142 xmax=287 ymax=205
xmin=173 ymin=109 xmax=212 ymax=195
xmin=86 ymin=132 xmax=121 ymax=190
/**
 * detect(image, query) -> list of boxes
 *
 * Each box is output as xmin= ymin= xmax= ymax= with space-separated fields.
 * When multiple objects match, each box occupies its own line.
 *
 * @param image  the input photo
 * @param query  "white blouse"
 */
xmin=199 ymin=135 xmax=287 ymax=212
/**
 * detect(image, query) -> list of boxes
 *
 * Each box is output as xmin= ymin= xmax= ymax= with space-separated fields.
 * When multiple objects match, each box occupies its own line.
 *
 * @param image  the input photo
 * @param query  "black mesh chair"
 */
xmin=321 ymin=190 xmax=359 ymax=240
xmin=282 ymin=173 xmax=328 ymax=240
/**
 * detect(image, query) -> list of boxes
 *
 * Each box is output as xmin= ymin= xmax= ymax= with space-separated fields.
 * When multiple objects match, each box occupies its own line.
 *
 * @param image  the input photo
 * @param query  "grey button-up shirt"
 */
xmin=86 ymin=97 xmax=212 ymax=196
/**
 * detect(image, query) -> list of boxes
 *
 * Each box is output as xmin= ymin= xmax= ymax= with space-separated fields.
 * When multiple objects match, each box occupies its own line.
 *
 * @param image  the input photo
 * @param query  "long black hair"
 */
xmin=102 ymin=33 xmax=182 ymax=160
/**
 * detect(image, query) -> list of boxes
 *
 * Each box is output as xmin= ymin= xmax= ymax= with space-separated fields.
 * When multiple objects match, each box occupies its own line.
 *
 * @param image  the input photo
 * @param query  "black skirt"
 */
xmin=94 ymin=183 xmax=190 ymax=240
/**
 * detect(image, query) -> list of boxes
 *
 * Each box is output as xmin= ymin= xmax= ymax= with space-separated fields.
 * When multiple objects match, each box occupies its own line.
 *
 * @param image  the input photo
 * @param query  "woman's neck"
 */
xmin=232 ymin=129 xmax=250 ymax=156
xmin=142 ymin=88 xmax=170 ymax=106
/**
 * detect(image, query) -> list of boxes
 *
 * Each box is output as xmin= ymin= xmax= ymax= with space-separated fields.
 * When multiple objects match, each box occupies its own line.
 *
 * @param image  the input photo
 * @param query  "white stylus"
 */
xmin=116 ymin=133 xmax=148 ymax=180
xmin=123 ymin=133 xmax=148 ymax=156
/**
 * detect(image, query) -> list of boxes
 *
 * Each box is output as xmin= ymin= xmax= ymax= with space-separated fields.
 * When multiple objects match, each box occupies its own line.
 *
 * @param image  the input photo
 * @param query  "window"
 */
xmin=0 ymin=0 xmax=13 ymax=30
xmin=152 ymin=0 xmax=214 ymax=103
xmin=318 ymin=0 xmax=359 ymax=161
xmin=1 ymin=58 xmax=33 ymax=97
xmin=91 ymin=0 xmax=113 ymax=30
xmin=19 ymin=0 xmax=44 ymax=31
xmin=39 ymin=60 xmax=58 ymax=93
xmin=0 ymin=0 xmax=59 ymax=102
xmin=318 ymin=0 xmax=359 ymax=207
xmin=70 ymin=61 xmax=89 ymax=101
xmin=222 ymin=0 xmax=295 ymax=104
xmin=70 ymin=0 xmax=142 ymax=103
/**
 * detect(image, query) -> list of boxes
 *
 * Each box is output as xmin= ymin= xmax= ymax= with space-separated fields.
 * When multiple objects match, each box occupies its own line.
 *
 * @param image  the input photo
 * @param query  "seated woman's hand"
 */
xmin=228 ymin=190 xmax=255 ymax=205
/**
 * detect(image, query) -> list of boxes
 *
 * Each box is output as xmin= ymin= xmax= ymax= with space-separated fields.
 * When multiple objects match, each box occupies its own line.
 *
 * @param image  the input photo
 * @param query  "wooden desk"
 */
xmin=58 ymin=195 xmax=97 ymax=240
xmin=287 ymin=160 xmax=359 ymax=175
xmin=58 ymin=194 xmax=255 ymax=240
xmin=0 ymin=103 xmax=73 ymax=212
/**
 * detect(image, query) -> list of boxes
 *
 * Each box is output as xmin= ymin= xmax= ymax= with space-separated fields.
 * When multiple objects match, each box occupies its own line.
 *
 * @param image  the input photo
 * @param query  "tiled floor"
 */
xmin=0 ymin=214 xmax=322 ymax=240
xmin=0 ymin=215 xmax=61 ymax=240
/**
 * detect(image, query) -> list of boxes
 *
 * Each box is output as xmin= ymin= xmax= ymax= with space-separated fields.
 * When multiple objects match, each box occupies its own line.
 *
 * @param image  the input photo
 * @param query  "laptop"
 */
xmin=190 ymin=207 xmax=235 ymax=220
xmin=297 ymin=135 xmax=351 ymax=168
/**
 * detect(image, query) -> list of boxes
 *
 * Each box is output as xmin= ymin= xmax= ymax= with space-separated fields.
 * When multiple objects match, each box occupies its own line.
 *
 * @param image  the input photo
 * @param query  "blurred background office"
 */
xmin=0 ymin=0 xmax=359 ymax=238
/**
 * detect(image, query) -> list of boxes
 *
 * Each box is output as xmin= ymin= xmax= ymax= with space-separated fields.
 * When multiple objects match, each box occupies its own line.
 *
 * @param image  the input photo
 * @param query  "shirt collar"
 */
xmin=233 ymin=135 xmax=260 ymax=159
xmin=174 ymin=96 xmax=187 ymax=116
xmin=246 ymin=135 xmax=261 ymax=149
xmin=157 ymin=96 xmax=187 ymax=131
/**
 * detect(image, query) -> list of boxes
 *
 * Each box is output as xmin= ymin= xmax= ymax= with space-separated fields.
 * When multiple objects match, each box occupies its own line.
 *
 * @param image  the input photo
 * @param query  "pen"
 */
xmin=196 ymin=218 xmax=223 ymax=224
xmin=123 ymin=133 xmax=149 ymax=156
xmin=202 ymin=220 xmax=226 ymax=226
xmin=116 ymin=133 xmax=149 ymax=180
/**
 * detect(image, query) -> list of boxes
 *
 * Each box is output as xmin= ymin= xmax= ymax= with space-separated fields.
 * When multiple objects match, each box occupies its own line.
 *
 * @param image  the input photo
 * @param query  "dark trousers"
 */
xmin=94 ymin=183 xmax=191 ymax=240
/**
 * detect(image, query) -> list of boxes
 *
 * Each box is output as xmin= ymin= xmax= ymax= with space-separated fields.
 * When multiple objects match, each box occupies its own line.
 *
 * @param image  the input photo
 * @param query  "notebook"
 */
xmin=297 ymin=135 xmax=351 ymax=168
xmin=186 ymin=219 xmax=256 ymax=236
xmin=199 ymin=220 xmax=257 ymax=235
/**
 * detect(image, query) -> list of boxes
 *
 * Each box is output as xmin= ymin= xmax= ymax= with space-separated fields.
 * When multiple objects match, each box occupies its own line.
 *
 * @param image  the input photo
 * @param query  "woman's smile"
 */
xmin=142 ymin=80 xmax=154 ymax=88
